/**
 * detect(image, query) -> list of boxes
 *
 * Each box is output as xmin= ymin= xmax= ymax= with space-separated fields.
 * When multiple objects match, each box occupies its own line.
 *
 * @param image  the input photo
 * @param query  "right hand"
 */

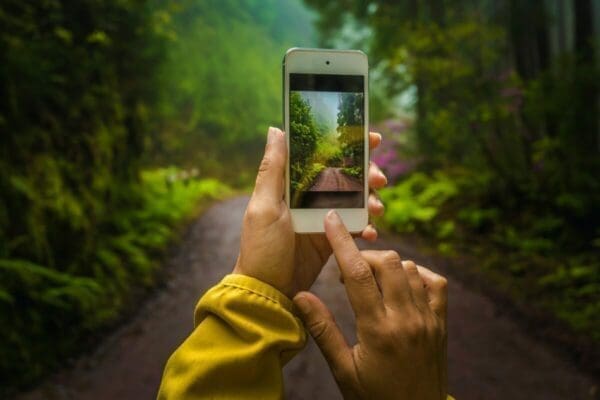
xmin=293 ymin=210 xmax=448 ymax=400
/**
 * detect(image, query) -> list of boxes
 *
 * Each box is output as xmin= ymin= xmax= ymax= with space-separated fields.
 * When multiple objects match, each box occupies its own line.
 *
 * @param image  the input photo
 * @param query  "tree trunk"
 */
xmin=573 ymin=0 xmax=598 ymax=151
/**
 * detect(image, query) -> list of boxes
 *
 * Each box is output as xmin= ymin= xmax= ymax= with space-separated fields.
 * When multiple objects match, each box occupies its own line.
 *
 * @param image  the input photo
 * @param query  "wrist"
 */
xmin=232 ymin=263 xmax=294 ymax=299
xmin=218 ymin=273 xmax=295 ymax=312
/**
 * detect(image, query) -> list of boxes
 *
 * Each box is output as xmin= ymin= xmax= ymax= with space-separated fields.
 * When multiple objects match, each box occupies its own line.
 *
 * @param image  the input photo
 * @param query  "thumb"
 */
xmin=293 ymin=291 xmax=352 ymax=375
xmin=253 ymin=127 xmax=286 ymax=205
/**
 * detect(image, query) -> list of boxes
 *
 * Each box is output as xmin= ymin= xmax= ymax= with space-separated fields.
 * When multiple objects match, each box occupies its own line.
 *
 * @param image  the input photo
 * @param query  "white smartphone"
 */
xmin=283 ymin=48 xmax=369 ymax=233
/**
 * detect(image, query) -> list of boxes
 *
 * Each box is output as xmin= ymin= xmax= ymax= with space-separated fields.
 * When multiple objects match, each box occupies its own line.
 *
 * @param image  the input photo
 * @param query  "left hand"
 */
xmin=233 ymin=127 xmax=387 ymax=297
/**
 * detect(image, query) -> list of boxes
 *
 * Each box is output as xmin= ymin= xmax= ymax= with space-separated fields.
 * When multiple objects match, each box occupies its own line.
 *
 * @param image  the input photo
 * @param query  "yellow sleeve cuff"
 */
xmin=158 ymin=274 xmax=305 ymax=400
xmin=194 ymin=274 xmax=294 ymax=326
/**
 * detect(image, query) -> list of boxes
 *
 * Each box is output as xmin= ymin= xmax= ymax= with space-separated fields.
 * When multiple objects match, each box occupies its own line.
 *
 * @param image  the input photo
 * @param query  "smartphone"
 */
xmin=283 ymin=48 xmax=369 ymax=233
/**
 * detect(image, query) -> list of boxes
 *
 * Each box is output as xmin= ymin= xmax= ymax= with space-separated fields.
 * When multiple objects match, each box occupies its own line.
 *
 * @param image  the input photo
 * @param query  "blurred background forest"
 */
xmin=0 ymin=0 xmax=598 ymax=395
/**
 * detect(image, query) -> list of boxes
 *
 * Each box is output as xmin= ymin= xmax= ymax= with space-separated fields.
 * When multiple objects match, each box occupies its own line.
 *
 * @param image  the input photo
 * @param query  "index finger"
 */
xmin=324 ymin=210 xmax=384 ymax=320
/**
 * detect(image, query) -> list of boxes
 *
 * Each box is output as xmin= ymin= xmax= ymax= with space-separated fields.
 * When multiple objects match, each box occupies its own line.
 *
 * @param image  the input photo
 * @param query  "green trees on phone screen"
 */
xmin=337 ymin=93 xmax=364 ymax=179
xmin=290 ymin=92 xmax=320 ymax=193
xmin=290 ymin=90 xmax=366 ymax=204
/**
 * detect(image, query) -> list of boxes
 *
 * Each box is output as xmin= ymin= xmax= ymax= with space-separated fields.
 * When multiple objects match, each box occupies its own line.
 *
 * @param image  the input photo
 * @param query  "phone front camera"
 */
xmin=326 ymin=60 xmax=330 ymax=65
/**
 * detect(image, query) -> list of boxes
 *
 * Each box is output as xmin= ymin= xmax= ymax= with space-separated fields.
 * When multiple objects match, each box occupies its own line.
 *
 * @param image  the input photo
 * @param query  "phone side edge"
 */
xmin=282 ymin=51 xmax=291 ymax=211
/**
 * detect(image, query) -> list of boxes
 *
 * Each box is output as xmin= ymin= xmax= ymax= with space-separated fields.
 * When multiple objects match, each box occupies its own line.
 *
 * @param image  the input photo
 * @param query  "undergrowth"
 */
xmin=380 ymin=171 xmax=600 ymax=343
xmin=0 ymin=168 xmax=231 ymax=392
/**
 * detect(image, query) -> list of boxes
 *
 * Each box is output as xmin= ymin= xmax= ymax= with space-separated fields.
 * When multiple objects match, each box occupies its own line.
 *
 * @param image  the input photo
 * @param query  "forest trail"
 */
xmin=308 ymin=167 xmax=362 ymax=192
xmin=19 ymin=197 xmax=597 ymax=400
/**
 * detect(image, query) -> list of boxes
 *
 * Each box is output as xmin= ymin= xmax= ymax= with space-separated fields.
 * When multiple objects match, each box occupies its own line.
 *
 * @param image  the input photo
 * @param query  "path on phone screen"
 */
xmin=309 ymin=167 xmax=362 ymax=192
xmin=19 ymin=196 xmax=598 ymax=400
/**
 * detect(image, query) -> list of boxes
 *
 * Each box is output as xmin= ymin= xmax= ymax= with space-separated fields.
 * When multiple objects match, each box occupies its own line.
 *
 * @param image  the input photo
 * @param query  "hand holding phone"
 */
xmin=233 ymin=126 xmax=386 ymax=297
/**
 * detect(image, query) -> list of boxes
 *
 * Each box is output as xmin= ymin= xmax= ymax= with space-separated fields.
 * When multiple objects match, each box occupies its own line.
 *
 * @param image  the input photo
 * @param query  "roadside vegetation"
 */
xmin=0 ymin=0 xmax=314 ymax=392
xmin=306 ymin=0 xmax=600 ymax=360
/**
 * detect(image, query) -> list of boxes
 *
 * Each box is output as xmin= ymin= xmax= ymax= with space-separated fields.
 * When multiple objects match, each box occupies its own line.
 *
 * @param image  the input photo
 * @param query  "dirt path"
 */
xmin=309 ymin=167 xmax=362 ymax=192
xmin=19 ymin=196 xmax=598 ymax=400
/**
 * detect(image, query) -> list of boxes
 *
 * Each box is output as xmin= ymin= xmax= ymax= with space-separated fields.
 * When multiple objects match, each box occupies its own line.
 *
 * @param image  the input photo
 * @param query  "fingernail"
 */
xmin=267 ymin=127 xmax=282 ymax=144
xmin=379 ymin=171 xmax=388 ymax=185
xmin=294 ymin=295 xmax=311 ymax=315
xmin=376 ymin=132 xmax=382 ymax=142
xmin=327 ymin=209 xmax=339 ymax=220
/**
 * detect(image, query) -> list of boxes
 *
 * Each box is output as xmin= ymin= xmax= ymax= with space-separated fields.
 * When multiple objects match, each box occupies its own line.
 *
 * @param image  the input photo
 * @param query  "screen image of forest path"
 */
xmin=290 ymin=89 xmax=365 ymax=208
xmin=3 ymin=1 xmax=599 ymax=399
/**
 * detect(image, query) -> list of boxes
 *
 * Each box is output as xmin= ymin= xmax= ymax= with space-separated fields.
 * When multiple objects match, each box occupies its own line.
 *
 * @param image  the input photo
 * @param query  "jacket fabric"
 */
xmin=157 ymin=274 xmax=454 ymax=400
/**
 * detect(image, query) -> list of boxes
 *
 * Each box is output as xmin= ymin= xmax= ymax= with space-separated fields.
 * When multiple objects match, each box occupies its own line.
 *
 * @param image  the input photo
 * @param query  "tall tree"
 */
xmin=290 ymin=92 xmax=320 ymax=188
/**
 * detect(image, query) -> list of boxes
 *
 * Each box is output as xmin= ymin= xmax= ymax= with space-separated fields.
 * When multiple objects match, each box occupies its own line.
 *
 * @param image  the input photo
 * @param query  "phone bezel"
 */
xmin=283 ymin=48 xmax=369 ymax=233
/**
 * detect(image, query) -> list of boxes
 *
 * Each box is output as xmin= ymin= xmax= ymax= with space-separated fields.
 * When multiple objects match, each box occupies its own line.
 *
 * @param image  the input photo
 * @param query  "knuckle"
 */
xmin=370 ymin=323 xmax=396 ymax=350
xmin=244 ymin=203 xmax=261 ymax=221
xmin=435 ymin=276 xmax=448 ymax=291
xmin=403 ymin=260 xmax=418 ymax=274
xmin=382 ymin=250 xmax=401 ymax=266
xmin=404 ymin=313 xmax=427 ymax=341
xmin=348 ymin=259 xmax=373 ymax=284
xmin=307 ymin=319 xmax=330 ymax=342
xmin=258 ymin=154 xmax=272 ymax=173
xmin=245 ymin=201 xmax=279 ymax=224
xmin=264 ymin=205 xmax=282 ymax=221
xmin=334 ymin=231 xmax=353 ymax=246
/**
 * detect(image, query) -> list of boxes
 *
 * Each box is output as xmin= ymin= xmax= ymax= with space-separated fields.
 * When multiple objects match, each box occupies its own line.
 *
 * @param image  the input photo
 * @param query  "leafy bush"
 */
xmin=0 ymin=168 xmax=230 ymax=392
xmin=381 ymin=170 xmax=600 ymax=341
xmin=314 ymin=140 xmax=343 ymax=166
xmin=292 ymin=162 xmax=326 ymax=192
xmin=380 ymin=172 xmax=458 ymax=233
xmin=341 ymin=166 xmax=363 ymax=180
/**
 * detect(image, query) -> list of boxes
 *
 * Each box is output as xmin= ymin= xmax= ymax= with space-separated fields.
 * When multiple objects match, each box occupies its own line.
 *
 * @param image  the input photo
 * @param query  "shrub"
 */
xmin=0 ymin=168 xmax=230 ymax=392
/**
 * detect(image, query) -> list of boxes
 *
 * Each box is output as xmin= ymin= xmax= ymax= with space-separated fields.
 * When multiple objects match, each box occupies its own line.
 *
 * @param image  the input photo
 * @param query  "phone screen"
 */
xmin=289 ymin=73 xmax=365 ymax=209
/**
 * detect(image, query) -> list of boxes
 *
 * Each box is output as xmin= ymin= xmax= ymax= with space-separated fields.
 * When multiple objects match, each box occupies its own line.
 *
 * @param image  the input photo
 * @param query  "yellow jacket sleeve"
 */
xmin=157 ymin=273 xmax=455 ymax=400
xmin=157 ymin=274 xmax=306 ymax=400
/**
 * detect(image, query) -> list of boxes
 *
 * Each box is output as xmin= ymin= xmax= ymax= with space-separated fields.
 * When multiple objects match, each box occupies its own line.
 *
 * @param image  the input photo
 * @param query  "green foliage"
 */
xmin=537 ymin=260 xmax=600 ymax=341
xmin=0 ymin=169 xmax=229 ymax=390
xmin=290 ymin=90 xmax=365 ymax=200
xmin=293 ymin=162 xmax=326 ymax=193
xmin=380 ymin=172 xmax=458 ymax=233
xmin=0 ymin=0 xmax=165 ymax=267
xmin=150 ymin=0 xmax=316 ymax=185
xmin=337 ymin=93 xmax=364 ymax=162
xmin=315 ymin=138 xmax=343 ymax=166
xmin=0 ymin=0 xmax=311 ymax=392
xmin=0 ymin=0 xmax=173 ymax=388
xmin=290 ymin=92 xmax=321 ymax=191
xmin=341 ymin=166 xmax=363 ymax=179
xmin=307 ymin=0 xmax=600 ymax=346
